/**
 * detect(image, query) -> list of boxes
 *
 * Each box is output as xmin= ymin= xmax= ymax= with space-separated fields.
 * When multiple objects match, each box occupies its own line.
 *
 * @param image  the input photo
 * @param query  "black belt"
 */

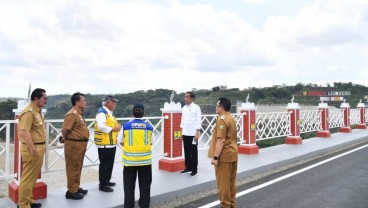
xmin=66 ymin=138 xmax=89 ymax=142
xmin=35 ymin=142 xmax=45 ymax=145
xmin=22 ymin=142 xmax=45 ymax=145
xmin=98 ymin=145 xmax=116 ymax=148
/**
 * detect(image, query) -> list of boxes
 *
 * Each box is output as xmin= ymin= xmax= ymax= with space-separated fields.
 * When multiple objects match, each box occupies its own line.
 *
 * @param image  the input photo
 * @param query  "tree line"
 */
xmin=0 ymin=82 xmax=367 ymax=120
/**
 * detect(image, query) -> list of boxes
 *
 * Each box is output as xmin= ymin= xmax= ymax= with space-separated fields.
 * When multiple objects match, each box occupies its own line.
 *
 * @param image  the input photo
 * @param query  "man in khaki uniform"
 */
xmin=208 ymin=97 xmax=238 ymax=208
xmin=61 ymin=92 xmax=90 ymax=200
xmin=18 ymin=88 xmax=47 ymax=208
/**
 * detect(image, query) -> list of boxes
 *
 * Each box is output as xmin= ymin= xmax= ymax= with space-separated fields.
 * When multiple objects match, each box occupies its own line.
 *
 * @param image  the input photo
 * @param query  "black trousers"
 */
xmin=183 ymin=135 xmax=198 ymax=172
xmin=98 ymin=147 xmax=116 ymax=187
xmin=123 ymin=165 xmax=152 ymax=208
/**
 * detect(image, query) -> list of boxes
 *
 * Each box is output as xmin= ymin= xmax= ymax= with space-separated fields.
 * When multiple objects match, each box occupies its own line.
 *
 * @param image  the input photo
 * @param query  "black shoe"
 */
xmin=31 ymin=203 xmax=42 ymax=208
xmin=180 ymin=169 xmax=191 ymax=174
xmin=17 ymin=204 xmax=42 ymax=208
xmin=65 ymin=191 xmax=84 ymax=200
xmin=107 ymin=181 xmax=116 ymax=186
xmin=78 ymin=187 xmax=88 ymax=195
xmin=99 ymin=186 xmax=114 ymax=192
xmin=190 ymin=171 xmax=198 ymax=176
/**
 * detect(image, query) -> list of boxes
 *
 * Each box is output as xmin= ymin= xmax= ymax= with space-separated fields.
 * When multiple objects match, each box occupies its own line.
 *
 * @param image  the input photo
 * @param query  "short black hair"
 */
xmin=186 ymin=91 xmax=195 ymax=99
xmin=218 ymin=97 xmax=231 ymax=111
xmin=132 ymin=103 xmax=144 ymax=118
xmin=30 ymin=88 xmax=46 ymax=101
xmin=71 ymin=92 xmax=85 ymax=106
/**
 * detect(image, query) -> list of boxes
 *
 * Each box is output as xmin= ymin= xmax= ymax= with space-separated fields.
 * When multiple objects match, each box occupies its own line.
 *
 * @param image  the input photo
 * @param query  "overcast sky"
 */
xmin=1 ymin=0 xmax=367 ymax=98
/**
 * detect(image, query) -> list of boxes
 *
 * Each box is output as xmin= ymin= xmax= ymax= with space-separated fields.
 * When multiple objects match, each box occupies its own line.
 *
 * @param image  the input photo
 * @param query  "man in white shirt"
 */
xmin=180 ymin=91 xmax=202 ymax=176
xmin=94 ymin=95 xmax=122 ymax=192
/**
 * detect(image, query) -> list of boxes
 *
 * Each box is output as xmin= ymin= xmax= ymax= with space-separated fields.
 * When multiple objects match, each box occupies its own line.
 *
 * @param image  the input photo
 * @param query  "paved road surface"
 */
xmin=180 ymin=143 xmax=368 ymax=208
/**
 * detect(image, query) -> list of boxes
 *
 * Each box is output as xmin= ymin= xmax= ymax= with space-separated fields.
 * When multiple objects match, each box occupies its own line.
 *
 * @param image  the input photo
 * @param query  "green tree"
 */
xmin=0 ymin=99 xmax=17 ymax=142
xmin=0 ymin=99 xmax=17 ymax=120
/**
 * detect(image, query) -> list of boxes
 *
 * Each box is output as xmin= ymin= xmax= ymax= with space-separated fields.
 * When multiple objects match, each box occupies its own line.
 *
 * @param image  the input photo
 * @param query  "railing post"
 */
xmin=317 ymin=103 xmax=331 ymax=138
xmin=238 ymin=102 xmax=259 ymax=154
xmin=158 ymin=102 xmax=185 ymax=172
xmin=356 ymin=102 xmax=367 ymax=129
xmin=8 ymin=100 xmax=48 ymax=203
xmin=339 ymin=103 xmax=352 ymax=133
xmin=5 ymin=123 xmax=10 ymax=176
xmin=285 ymin=103 xmax=302 ymax=144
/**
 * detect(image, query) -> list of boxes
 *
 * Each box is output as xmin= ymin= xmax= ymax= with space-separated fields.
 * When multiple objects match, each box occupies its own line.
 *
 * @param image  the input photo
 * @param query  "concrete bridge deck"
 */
xmin=1 ymin=129 xmax=368 ymax=208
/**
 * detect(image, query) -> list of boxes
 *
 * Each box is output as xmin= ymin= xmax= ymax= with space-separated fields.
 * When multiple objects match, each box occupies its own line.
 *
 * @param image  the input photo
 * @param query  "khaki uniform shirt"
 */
xmin=18 ymin=102 xmax=46 ymax=143
xmin=208 ymin=112 xmax=238 ymax=162
xmin=62 ymin=107 xmax=89 ymax=139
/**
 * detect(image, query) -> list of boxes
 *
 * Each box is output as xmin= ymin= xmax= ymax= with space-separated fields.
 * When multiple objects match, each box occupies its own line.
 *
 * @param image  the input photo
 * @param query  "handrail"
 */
xmin=1 ymin=108 xmax=367 ymax=178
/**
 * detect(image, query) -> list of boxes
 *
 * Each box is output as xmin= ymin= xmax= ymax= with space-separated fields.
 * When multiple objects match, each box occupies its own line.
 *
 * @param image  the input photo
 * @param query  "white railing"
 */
xmin=44 ymin=117 xmax=164 ymax=173
xmin=256 ymin=112 xmax=291 ymax=141
xmin=1 ymin=108 xmax=367 ymax=178
xmin=198 ymin=113 xmax=243 ymax=150
xmin=0 ymin=117 xmax=164 ymax=178
xmin=329 ymin=109 xmax=345 ymax=128
xmin=0 ymin=121 xmax=16 ymax=179
xmin=198 ymin=114 xmax=217 ymax=149
xmin=234 ymin=113 xmax=244 ymax=144
xmin=300 ymin=110 xmax=322 ymax=133
xmin=350 ymin=109 xmax=360 ymax=125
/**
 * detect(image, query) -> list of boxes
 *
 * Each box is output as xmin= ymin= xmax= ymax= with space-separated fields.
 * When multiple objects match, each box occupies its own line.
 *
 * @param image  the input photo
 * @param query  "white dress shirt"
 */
xmin=117 ymin=127 xmax=124 ymax=144
xmin=96 ymin=106 xmax=116 ymax=148
xmin=180 ymin=102 xmax=201 ymax=136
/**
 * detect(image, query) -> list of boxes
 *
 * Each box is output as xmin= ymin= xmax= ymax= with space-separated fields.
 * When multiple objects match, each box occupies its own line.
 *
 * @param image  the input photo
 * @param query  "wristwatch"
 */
xmin=213 ymin=156 xmax=218 ymax=160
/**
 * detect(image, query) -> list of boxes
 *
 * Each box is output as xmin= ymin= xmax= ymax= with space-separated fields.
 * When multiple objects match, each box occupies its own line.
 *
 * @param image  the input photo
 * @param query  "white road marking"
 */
xmin=199 ymin=144 xmax=368 ymax=208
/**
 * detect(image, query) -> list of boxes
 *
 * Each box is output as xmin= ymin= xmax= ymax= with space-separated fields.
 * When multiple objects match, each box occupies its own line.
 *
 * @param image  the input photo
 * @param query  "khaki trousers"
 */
xmin=64 ymin=140 xmax=87 ymax=193
xmin=215 ymin=161 xmax=238 ymax=208
xmin=18 ymin=144 xmax=45 ymax=208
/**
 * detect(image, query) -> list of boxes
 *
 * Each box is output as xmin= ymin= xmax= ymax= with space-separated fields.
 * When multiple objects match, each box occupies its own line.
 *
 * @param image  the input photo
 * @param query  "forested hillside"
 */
xmin=0 ymin=82 xmax=367 ymax=120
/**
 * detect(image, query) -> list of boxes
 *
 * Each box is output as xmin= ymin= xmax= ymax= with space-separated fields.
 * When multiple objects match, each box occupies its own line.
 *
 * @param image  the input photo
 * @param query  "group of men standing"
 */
xmin=60 ymin=93 xmax=121 ymax=201
xmin=17 ymin=90 xmax=153 ymax=208
xmin=60 ymin=93 xmax=153 ymax=208
xmin=17 ymin=89 xmax=239 ymax=208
